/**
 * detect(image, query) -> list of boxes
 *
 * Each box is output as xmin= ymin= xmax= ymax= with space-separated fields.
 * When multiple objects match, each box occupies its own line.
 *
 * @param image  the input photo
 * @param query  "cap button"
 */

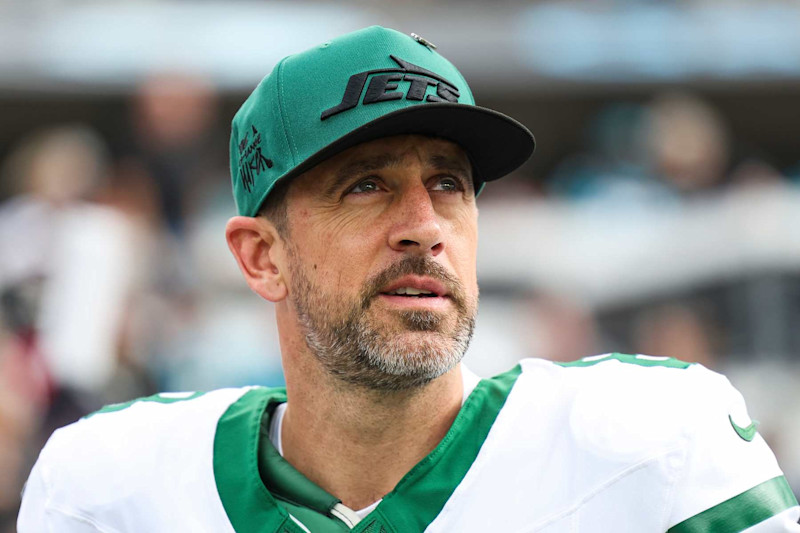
xmin=410 ymin=33 xmax=437 ymax=50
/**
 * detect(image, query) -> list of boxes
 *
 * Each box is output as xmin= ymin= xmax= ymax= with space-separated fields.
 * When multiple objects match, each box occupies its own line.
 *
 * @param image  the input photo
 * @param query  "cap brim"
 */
xmin=278 ymin=103 xmax=535 ymax=192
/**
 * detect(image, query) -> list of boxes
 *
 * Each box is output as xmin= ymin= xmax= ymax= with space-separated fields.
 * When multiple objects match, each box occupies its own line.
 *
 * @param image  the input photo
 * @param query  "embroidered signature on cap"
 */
xmin=238 ymin=125 xmax=273 ymax=193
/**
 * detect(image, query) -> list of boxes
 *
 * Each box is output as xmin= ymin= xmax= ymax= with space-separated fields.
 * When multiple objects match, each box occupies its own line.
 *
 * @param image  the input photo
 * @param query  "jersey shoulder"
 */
xmin=512 ymin=354 xmax=745 ymax=456
xmin=518 ymin=352 xmax=731 ymax=406
xmin=521 ymin=351 xmax=730 ymax=403
xmin=66 ymin=388 xmax=255 ymax=445
xmin=28 ymin=387 xmax=278 ymax=515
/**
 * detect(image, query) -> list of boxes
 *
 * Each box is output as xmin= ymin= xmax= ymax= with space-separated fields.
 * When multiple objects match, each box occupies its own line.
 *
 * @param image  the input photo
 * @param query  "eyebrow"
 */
xmin=427 ymin=154 xmax=472 ymax=178
xmin=323 ymin=152 xmax=472 ymax=197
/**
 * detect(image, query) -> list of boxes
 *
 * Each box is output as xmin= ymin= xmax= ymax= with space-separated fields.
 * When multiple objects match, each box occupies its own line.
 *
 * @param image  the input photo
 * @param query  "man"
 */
xmin=18 ymin=26 xmax=800 ymax=532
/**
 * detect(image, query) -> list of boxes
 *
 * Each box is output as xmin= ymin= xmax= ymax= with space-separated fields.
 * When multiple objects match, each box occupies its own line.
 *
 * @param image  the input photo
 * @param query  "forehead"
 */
xmin=289 ymin=135 xmax=472 ymax=195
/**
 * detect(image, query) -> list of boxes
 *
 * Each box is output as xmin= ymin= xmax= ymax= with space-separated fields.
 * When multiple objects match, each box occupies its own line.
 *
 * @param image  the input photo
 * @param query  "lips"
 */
xmin=379 ymin=276 xmax=448 ymax=298
xmin=362 ymin=257 xmax=465 ymax=312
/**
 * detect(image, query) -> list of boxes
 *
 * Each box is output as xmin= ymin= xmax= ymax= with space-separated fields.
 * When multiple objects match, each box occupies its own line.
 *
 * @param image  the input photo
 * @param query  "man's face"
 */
xmin=280 ymin=135 xmax=480 ymax=391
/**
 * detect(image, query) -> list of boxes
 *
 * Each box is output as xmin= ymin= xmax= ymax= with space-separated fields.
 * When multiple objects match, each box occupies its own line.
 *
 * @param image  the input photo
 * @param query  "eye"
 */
xmin=431 ymin=176 xmax=464 ymax=192
xmin=347 ymin=178 xmax=381 ymax=195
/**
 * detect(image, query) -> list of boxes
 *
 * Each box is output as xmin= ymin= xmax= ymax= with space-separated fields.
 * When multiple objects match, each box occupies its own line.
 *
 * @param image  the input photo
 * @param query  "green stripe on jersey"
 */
xmin=83 ymin=392 xmax=207 ymax=419
xmin=556 ymin=352 xmax=693 ymax=369
xmin=668 ymin=476 xmax=799 ymax=533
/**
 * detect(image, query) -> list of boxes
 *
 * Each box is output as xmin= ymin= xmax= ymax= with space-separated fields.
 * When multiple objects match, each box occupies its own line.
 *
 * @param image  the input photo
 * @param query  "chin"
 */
xmin=372 ymin=332 xmax=467 ymax=372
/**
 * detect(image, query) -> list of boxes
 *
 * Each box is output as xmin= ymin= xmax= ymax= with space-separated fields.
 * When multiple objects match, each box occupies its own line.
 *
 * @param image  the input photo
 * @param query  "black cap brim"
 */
xmin=279 ymin=103 xmax=535 ymax=192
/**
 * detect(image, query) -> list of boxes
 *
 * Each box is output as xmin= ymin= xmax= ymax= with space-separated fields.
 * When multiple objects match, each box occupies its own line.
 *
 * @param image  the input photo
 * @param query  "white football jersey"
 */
xmin=18 ymin=354 xmax=800 ymax=532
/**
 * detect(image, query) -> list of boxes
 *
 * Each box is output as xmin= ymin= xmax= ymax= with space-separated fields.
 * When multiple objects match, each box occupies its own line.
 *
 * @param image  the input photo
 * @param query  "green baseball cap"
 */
xmin=230 ymin=25 xmax=535 ymax=216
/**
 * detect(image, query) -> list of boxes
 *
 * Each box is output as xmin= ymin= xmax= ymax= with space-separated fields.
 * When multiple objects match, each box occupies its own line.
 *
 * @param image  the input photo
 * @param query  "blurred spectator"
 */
xmin=0 ymin=125 xmax=146 ymax=525
xmin=646 ymin=92 xmax=731 ymax=195
xmin=521 ymin=293 xmax=601 ymax=363
xmin=0 ymin=126 xmax=108 ymax=289
xmin=128 ymin=73 xmax=226 ymax=237
xmin=0 ymin=326 xmax=43 ymax=530
xmin=632 ymin=301 xmax=720 ymax=370
xmin=120 ymin=72 xmax=233 ymax=320
xmin=545 ymin=91 xmax=792 ymax=206
xmin=546 ymin=102 xmax=675 ymax=205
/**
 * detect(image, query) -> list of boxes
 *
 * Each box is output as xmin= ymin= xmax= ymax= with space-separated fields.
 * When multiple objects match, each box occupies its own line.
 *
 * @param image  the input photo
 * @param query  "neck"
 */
xmin=280 ymin=344 xmax=464 ymax=510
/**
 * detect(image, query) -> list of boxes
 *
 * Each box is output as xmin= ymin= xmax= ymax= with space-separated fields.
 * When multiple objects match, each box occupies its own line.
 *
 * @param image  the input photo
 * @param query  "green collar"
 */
xmin=214 ymin=366 xmax=521 ymax=533
xmin=258 ymin=401 xmax=340 ymax=514
xmin=258 ymin=401 xmax=351 ymax=532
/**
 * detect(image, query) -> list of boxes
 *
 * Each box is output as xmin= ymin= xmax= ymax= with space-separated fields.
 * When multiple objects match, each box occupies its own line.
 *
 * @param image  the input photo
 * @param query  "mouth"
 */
xmin=376 ymin=276 xmax=451 ymax=309
xmin=380 ymin=275 xmax=448 ymax=297
xmin=382 ymin=287 xmax=438 ymax=297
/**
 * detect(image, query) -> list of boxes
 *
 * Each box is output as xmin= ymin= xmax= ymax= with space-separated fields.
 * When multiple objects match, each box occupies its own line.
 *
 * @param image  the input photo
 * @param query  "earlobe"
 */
xmin=225 ymin=216 xmax=288 ymax=302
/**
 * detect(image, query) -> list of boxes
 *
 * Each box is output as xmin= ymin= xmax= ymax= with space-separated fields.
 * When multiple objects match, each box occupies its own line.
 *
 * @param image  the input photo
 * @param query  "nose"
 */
xmin=387 ymin=184 xmax=444 ymax=256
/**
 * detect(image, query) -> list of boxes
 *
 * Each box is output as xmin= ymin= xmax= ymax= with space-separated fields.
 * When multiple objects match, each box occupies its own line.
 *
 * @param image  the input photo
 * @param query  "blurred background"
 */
xmin=1 ymin=0 xmax=799 ymax=528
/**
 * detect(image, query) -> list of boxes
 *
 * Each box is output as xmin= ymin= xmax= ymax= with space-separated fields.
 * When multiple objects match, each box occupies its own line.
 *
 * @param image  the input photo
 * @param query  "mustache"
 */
xmin=359 ymin=256 xmax=468 ymax=311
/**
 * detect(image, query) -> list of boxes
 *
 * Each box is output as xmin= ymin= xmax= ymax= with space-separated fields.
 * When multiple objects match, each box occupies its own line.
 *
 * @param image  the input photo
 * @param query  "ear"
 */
xmin=225 ymin=216 xmax=288 ymax=302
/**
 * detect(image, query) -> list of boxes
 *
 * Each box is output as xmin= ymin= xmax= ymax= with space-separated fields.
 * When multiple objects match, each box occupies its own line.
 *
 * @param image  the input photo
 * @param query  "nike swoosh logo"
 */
xmin=729 ymin=414 xmax=758 ymax=442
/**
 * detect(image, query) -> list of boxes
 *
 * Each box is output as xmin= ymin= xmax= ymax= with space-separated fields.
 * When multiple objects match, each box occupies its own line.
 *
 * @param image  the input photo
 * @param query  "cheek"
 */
xmin=309 ymin=205 xmax=381 ymax=244
xmin=295 ymin=211 xmax=381 ymax=284
xmin=446 ymin=213 xmax=480 ymax=289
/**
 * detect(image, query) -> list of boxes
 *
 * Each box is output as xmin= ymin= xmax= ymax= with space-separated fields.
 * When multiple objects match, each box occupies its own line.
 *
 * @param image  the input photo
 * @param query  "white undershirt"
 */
xmin=269 ymin=365 xmax=482 ymax=520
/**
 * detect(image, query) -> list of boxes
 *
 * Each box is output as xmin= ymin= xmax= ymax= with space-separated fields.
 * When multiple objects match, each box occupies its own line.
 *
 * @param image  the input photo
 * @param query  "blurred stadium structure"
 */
xmin=1 ymin=1 xmax=799 ymax=529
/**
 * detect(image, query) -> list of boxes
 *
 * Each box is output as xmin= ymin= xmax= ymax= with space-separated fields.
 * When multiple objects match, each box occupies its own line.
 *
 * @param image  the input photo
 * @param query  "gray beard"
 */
xmin=289 ymin=252 xmax=476 ymax=392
